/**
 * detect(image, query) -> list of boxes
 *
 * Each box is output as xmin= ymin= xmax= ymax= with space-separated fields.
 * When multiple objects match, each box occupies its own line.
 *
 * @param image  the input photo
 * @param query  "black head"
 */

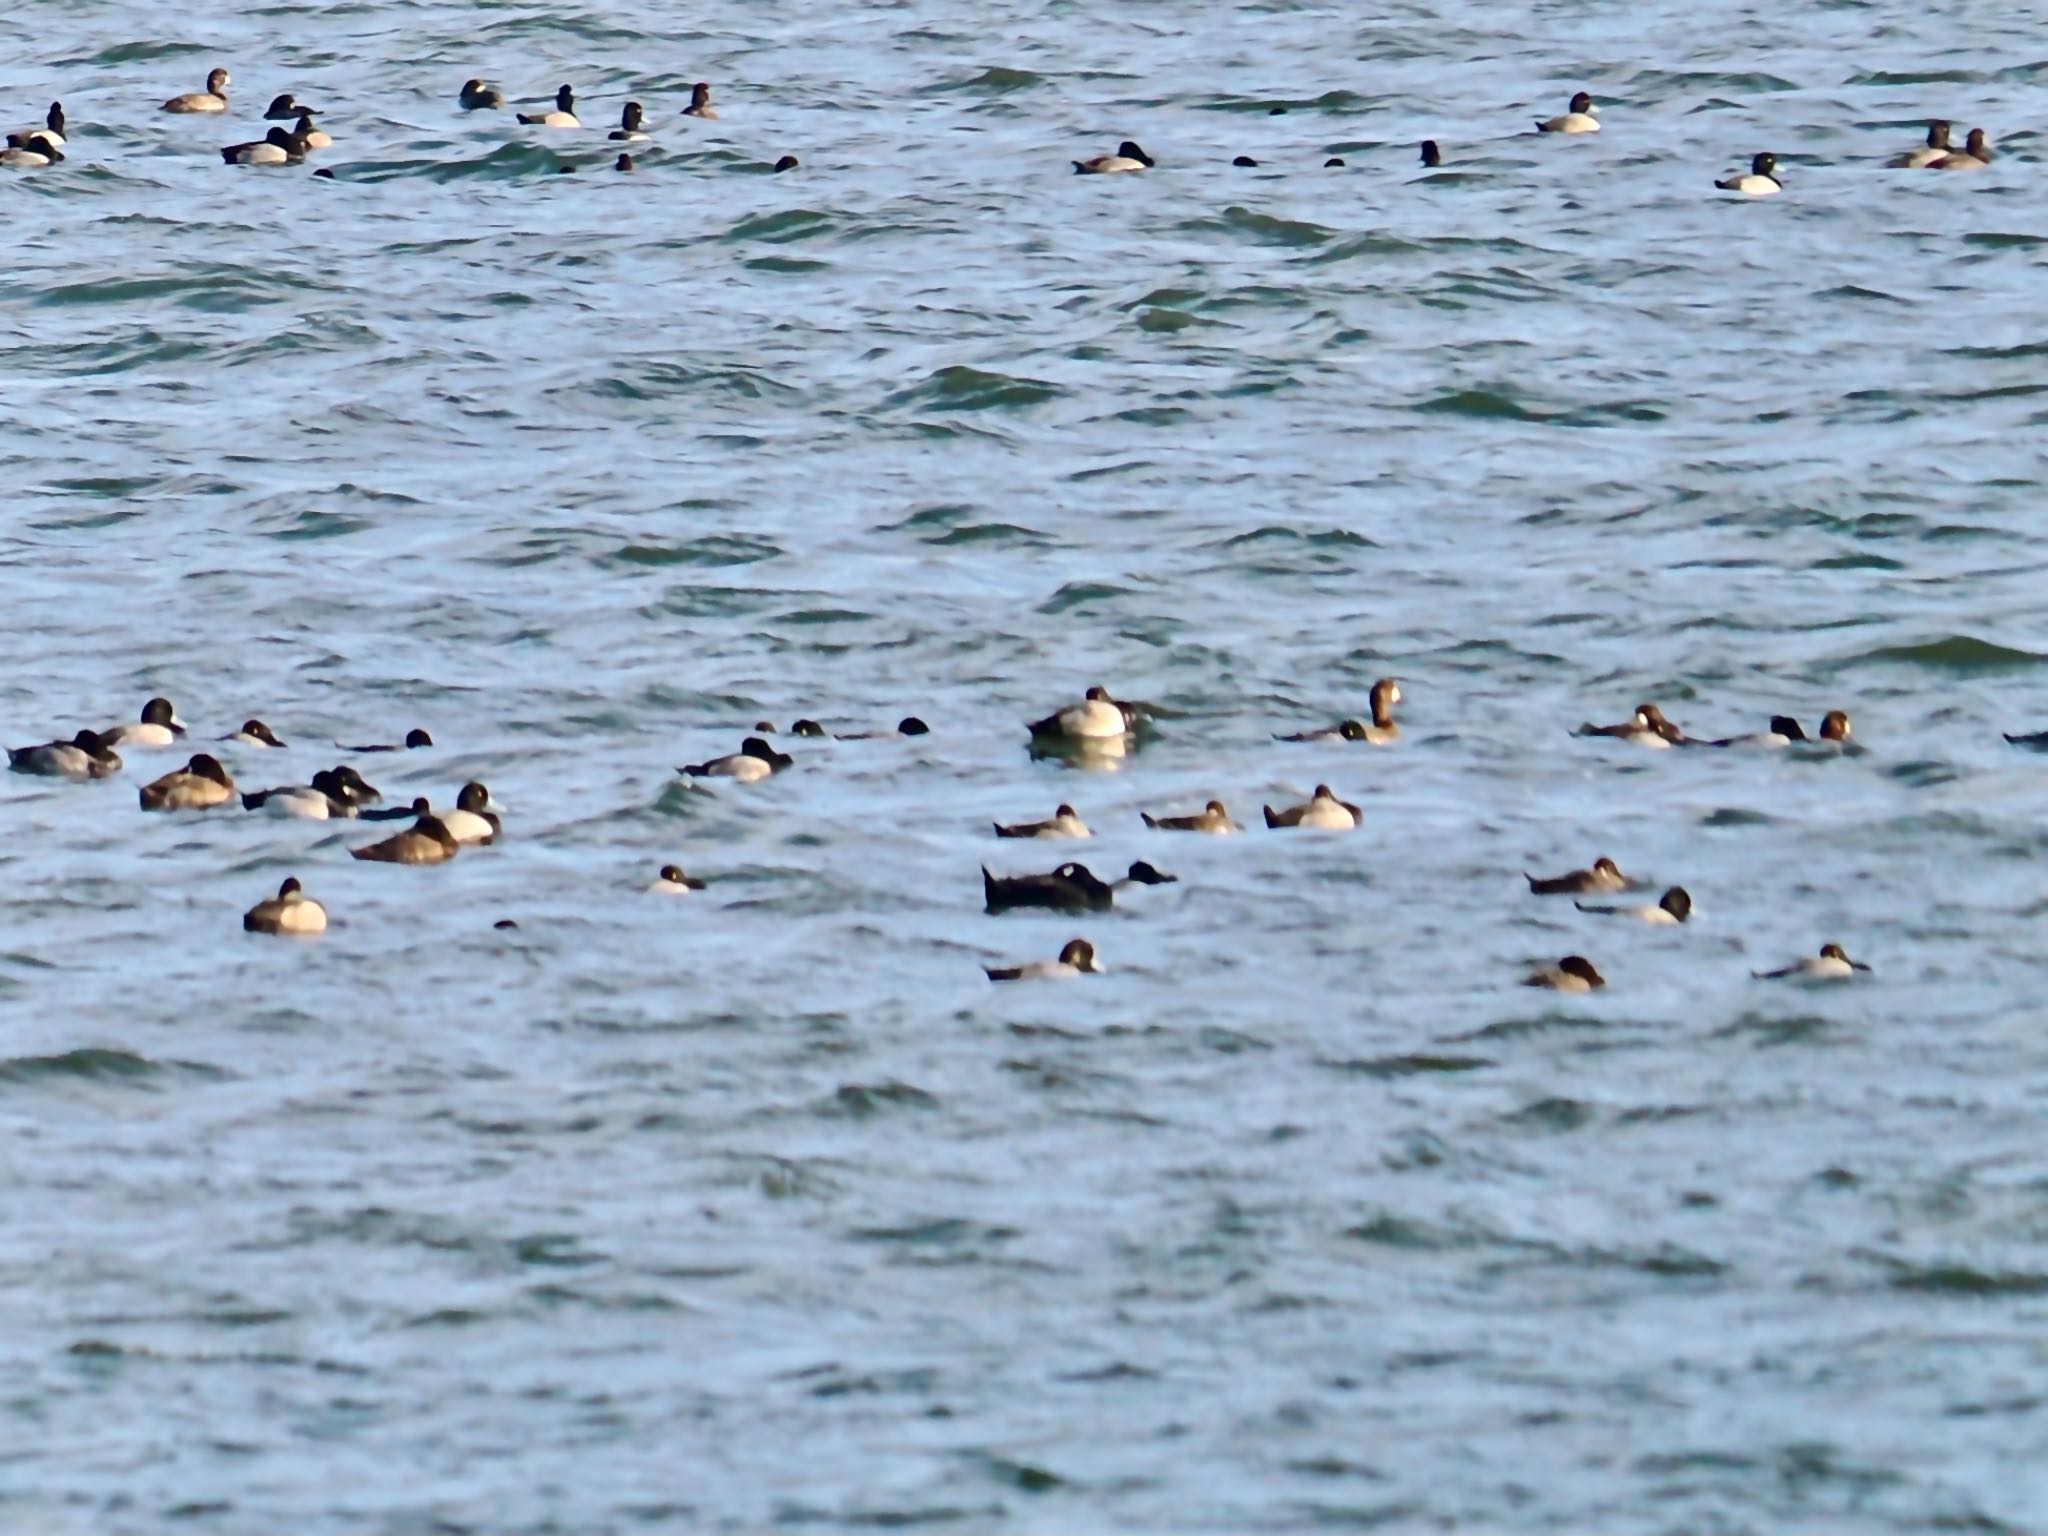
xmin=774 ymin=154 xmax=799 ymax=173
xmin=1054 ymin=862 xmax=1093 ymax=882
xmin=141 ymin=697 xmax=177 ymax=726
xmin=1084 ymin=685 xmax=1111 ymax=702
xmin=1126 ymin=860 xmax=1177 ymax=885
xmin=265 ymin=126 xmax=296 ymax=148
xmin=404 ymin=728 xmax=433 ymax=749
xmin=556 ymin=84 xmax=575 ymax=111
xmin=621 ymin=101 xmax=644 ymax=128
xmin=615 ymin=153 xmax=635 ymax=171
xmin=1592 ymin=856 xmax=1621 ymax=878
xmin=407 ymin=796 xmax=431 ymax=817
xmin=1420 ymin=139 xmax=1441 ymax=167
xmin=70 ymin=729 xmax=102 ymax=749
xmin=1964 ymin=128 xmax=1987 ymax=153
xmin=239 ymin=719 xmax=280 ymax=744
xmin=1331 ymin=719 xmax=1364 ymax=740
xmin=189 ymin=753 xmax=230 ymax=785
xmin=792 ymin=719 xmax=826 ymax=737
xmin=313 ymin=168 xmax=335 ymax=179
xmin=1558 ymin=955 xmax=1602 ymax=986
xmin=295 ymin=110 xmax=319 ymax=130
xmin=897 ymin=717 xmax=929 ymax=736
xmin=1927 ymin=120 xmax=1951 ymax=147
xmin=660 ymin=865 xmax=684 ymax=882
xmin=1568 ymin=91 xmax=1593 ymax=114
xmin=1312 ymin=783 xmax=1336 ymax=799
xmin=740 ymin=736 xmax=778 ymax=760
xmin=494 ymin=919 xmax=519 ymax=930
xmin=690 ymin=82 xmax=713 ymax=105
xmin=1054 ymin=804 xmax=1078 ymax=818
xmin=1819 ymin=943 xmax=1848 ymax=962
xmin=461 ymin=79 xmax=489 ymax=99
xmin=279 ymin=877 xmax=303 ymax=897
xmin=46 ymin=103 xmax=64 ymax=132
xmin=1060 ymin=939 xmax=1100 ymax=971
xmin=265 ymin=94 xmax=299 ymax=119
xmin=1232 ymin=155 xmax=1258 ymax=168
xmin=333 ymin=765 xmax=377 ymax=796
xmin=1116 ymin=141 xmax=1153 ymax=167
xmin=457 ymin=781 xmax=489 ymax=812
xmin=1769 ymin=715 xmax=1805 ymax=741
xmin=1661 ymin=887 xmax=1692 ymax=921
xmin=1267 ymin=106 xmax=1287 ymax=116
xmin=1324 ymin=157 xmax=1345 ymax=168
xmin=1752 ymin=152 xmax=1777 ymax=176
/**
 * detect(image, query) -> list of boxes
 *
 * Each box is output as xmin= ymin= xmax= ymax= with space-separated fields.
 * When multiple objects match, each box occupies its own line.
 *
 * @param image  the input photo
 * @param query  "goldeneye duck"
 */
xmin=243 ymin=877 xmax=327 ymax=936
xmin=440 ymin=781 xmax=500 ymax=844
xmin=517 ymin=85 xmax=580 ymax=128
xmin=1576 ymin=702 xmax=1682 ymax=747
xmin=790 ymin=719 xmax=827 ymax=738
xmin=1074 ymin=140 xmax=1153 ymax=174
xmin=1715 ymin=152 xmax=1781 ymax=196
xmin=225 ymin=718 xmax=286 ymax=748
xmin=1028 ymin=686 xmax=1141 ymax=740
xmin=460 ymin=79 xmax=504 ymax=110
xmin=222 ymin=127 xmax=305 ymax=166
xmin=650 ymin=864 xmax=706 ymax=893
xmin=1889 ymin=120 xmax=1951 ymax=169
xmin=835 ymin=716 xmax=931 ymax=740
xmin=1526 ymin=856 xmax=1629 ymax=895
xmin=982 ymin=861 xmax=1117 ymax=913
xmin=679 ymin=736 xmax=792 ymax=781
xmin=340 ymin=727 xmax=433 ymax=752
xmin=1816 ymin=710 xmax=1851 ymax=743
xmin=994 ymin=804 xmax=1090 ymax=839
xmin=357 ymin=794 xmax=431 ymax=823
xmin=1930 ymin=128 xmax=1991 ymax=169
xmin=1420 ymin=139 xmax=1441 ymax=167
xmin=1119 ymin=860 xmax=1177 ymax=886
xmin=241 ymin=767 xmax=379 ymax=819
xmin=7 ymin=729 xmax=121 ymax=779
xmin=1140 ymin=798 xmax=1240 ymax=834
xmin=1 ymin=132 xmax=63 ymax=167
xmin=985 ymin=938 xmax=1101 ymax=982
xmin=1263 ymin=784 xmax=1361 ymax=830
xmin=1755 ymin=943 xmax=1871 ymax=980
xmin=139 ymin=753 xmax=235 ymax=810
xmin=163 ymin=67 xmax=231 ymax=114
xmin=1535 ymin=90 xmax=1598 ymax=133
xmin=1524 ymin=955 xmax=1604 ymax=992
xmin=1279 ymin=679 xmax=1401 ymax=744
xmin=1577 ymin=886 xmax=1691 ymax=924
xmin=351 ymin=812 xmax=461 ymax=864
xmin=681 ymin=82 xmax=718 ymax=120
xmin=106 ymin=697 xmax=183 ymax=749
xmin=264 ymin=94 xmax=314 ymax=121
xmin=610 ymin=102 xmax=649 ymax=141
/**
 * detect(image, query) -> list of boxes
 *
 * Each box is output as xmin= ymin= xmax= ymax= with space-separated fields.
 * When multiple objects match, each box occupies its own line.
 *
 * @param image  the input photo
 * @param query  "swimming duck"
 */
xmin=340 ymin=727 xmax=433 ymax=752
xmin=103 ymin=697 xmax=185 ymax=748
xmin=357 ymin=794 xmax=431 ymax=823
xmin=0 ymin=133 xmax=63 ymax=167
xmin=460 ymin=79 xmax=504 ymax=110
xmin=678 ymin=736 xmax=792 ymax=780
xmin=1889 ymin=121 xmax=1951 ymax=168
xmin=1119 ymin=860 xmax=1178 ymax=887
xmin=1755 ymin=943 xmax=1871 ymax=980
xmin=1028 ymin=686 xmax=1142 ymax=740
xmin=11 ymin=103 xmax=64 ymax=146
xmin=440 ymin=781 xmax=501 ymax=844
xmin=610 ymin=102 xmax=649 ymax=141
xmin=263 ymin=94 xmax=313 ymax=120
xmin=985 ymin=938 xmax=1102 ymax=982
xmin=1525 ymin=857 xmax=1629 ymax=895
xmin=983 ymin=861 xmax=1118 ymax=913
xmin=1420 ymin=139 xmax=1441 ymax=167
xmin=221 ymin=127 xmax=305 ymax=166
xmin=243 ymin=876 xmax=327 ymax=936
xmin=1140 ymin=798 xmax=1240 ymax=834
xmin=682 ymin=82 xmax=718 ymax=119
xmin=1715 ymin=152 xmax=1781 ymax=196
xmin=139 ymin=753 xmax=235 ymax=810
xmin=7 ymin=729 xmax=121 ymax=779
xmin=1930 ymin=128 xmax=1991 ymax=169
xmin=790 ymin=719 xmax=827 ymax=738
xmin=1576 ymin=703 xmax=1683 ymax=747
xmin=1524 ymin=955 xmax=1604 ymax=992
xmin=241 ymin=766 xmax=380 ymax=819
xmin=1576 ymin=886 xmax=1691 ymax=924
xmin=1535 ymin=90 xmax=1598 ymax=133
xmin=1263 ymin=785 xmax=1361 ymax=830
xmin=994 ymin=804 xmax=1090 ymax=839
xmin=1701 ymin=714 xmax=1807 ymax=748
xmin=226 ymin=719 xmax=286 ymax=748
xmin=163 ymin=68 xmax=231 ymax=113
xmin=1074 ymin=140 xmax=1153 ymax=174
xmin=835 ymin=716 xmax=931 ymax=740
xmin=650 ymin=864 xmax=706 ymax=893
xmin=292 ymin=112 xmax=331 ymax=150
xmin=1279 ymin=678 xmax=1402 ymax=744
xmin=517 ymin=85 xmax=579 ymax=127
xmin=351 ymin=812 xmax=461 ymax=864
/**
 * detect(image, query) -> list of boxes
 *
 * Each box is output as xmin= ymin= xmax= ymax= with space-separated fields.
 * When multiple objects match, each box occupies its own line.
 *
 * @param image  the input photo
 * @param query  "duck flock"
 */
xmin=0 ymin=76 xmax=1993 ymax=186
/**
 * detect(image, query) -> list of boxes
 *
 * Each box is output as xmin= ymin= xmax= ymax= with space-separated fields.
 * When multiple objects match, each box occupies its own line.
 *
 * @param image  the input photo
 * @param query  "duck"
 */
xmin=835 ymin=716 xmax=931 ymax=740
xmin=678 ymin=736 xmax=792 ymax=781
xmin=983 ymin=861 xmax=1118 ymax=913
xmin=773 ymin=154 xmax=799 ymax=173
xmin=1420 ymin=139 xmax=1441 ymax=167
xmin=263 ymin=93 xmax=314 ymax=121
xmin=1755 ymin=943 xmax=1871 ymax=980
xmin=1701 ymin=713 xmax=1807 ymax=748
xmin=1535 ymin=90 xmax=1598 ymax=133
xmin=1889 ymin=120 xmax=1951 ymax=169
xmin=1119 ymin=860 xmax=1178 ymax=888
xmin=351 ymin=811 xmax=461 ymax=864
xmin=103 ymin=697 xmax=185 ymax=748
xmin=241 ymin=766 xmax=380 ymax=819
xmin=1715 ymin=152 xmax=1781 ymax=196
xmin=11 ymin=102 xmax=64 ymax=147
xmin=1263 ymin=785 xmax=1361 ymax=830
xmin=517 ymin=85 xmax=579 ymax=127
xmin=1278 ymin=678 xmax=1402 ymax=744
xmin=440 ymin=781 xmax=500 ymax=844
xmin=225 ymin=719 xmax=286 ymax=748
xmin=221 ymin=126 xmax=305 ymax=166
xmin=610 ymin=101 xmax=649 ymax=141
xmin=649 ymin=864 xmax=706 ymax=893
xmin=790 ymin=719 xmax=828 ymax=738
xmin=163 ymin=68 xmax=231 ymax=114
xmin=243 ymin=877 xmax=327 ymax=936
xmin=985 ymin=938 xmax=1102 ymax=982
xmin=460 ymin=79 xmax=504 ymax=110
xmin=1525 ymin=857 xmax=1629 ymax=895
xmin=1140 ymin=798 xmax=1240 ymax=834
xmin=1074 ymin=140 xmax=1153 ymax=174
xmin=1028 ymin=686 xmax=1142 ymax=740
xmin=7 ymin=729 xmax=121 ymax=779
xmin=681 ymin=82 xmax=717 ymax=119
xmin=1576 ymin=886 xmax=1692 ymax=924
xmin=993 ymin=804 xmax=1090 ymax=839
xmin=138 ymin=753 xmax=235 ymax=810
xmin=291 ymin=111 xmax=332 ymax=150
xmin=340 ymin=727 xmax=433 ymax=752
xmin=1576 ymin=702 xmax=1683 ymax=748
xmin=1524 ymin=955 xmax=1605 ymax=992
xmin=1930 ymin=128 xmax=1992 ymax=170
xmin=1 ymin=132 xmax=62 ymax=167
xmin=614 ymin=154 xmax=635 ymax=170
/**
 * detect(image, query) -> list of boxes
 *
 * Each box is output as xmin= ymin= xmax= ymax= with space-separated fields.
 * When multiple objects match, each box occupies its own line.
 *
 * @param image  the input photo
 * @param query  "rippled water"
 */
xmin=7 ymin=1 xmax=2048 ymax=1530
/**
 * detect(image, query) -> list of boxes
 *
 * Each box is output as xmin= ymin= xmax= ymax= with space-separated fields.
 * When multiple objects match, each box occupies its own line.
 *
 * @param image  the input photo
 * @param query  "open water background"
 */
xmin=5 ymin=1 xmax=2048 ymax=1530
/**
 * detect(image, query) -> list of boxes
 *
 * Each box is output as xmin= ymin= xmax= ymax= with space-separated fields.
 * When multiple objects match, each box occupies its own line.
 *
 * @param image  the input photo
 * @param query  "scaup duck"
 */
xmin=790 ymin=719 xmax=827 ymax=737
xmin=1715 ymin=152 xmax=1781 ymax=196
xmin=985 ymin=938 xmax=1101 ymax=982
xmin=1577 ymin=886 xmax=1691 ymax=924
xmin=1140 ymin=798 xmax=1240 ymax=834
xmin=340 ymin=727 xmax=432 ymax=752
xmin=226 ymin=719 xmax=286 ymax=748
xmin=241 ymin=766 xmax=379 ymax=819
xmin=1263 ymin=784 xmax=1361 ymax=830
xmin=682 ymin=82 xmax=717 ymax=119
xmin=1930 ymin=128 xmax=1991 ymax=169
xmin=1536 ymin=91 xmax=1598 ymax=133
xmin=460 ymin=79 xmax=504 ymax=110
xmin=357 ymin=794 xmax=430 ymax=823
xmin=835 ymin=716 xmax=931 ymax=739
xmin=7 ymin=729 xmax=120 ymax=779
xmin=517 ymin=85 xmax=579 ymax=127
xmin=982 ymin=861 xmax=1117 ymax=913
xmin=994 ymin=804 xmax=1090 ymax=839
xmin=163 ymin=68 xmax=231 ymax=114
xmin=440 ymin=781 xmax=500 ymax=844
xmin=679 ymin=736 xmax=791 ymax=781
xmin=1280 ymin=678 xmax=1401 ymax=744
xmin=104 ymin=697 xmax=185 ymax=747
xmin=1702 ymin=714 xmax=1808 ymax=748
xmin=243 ymin=877 xmax=326 ymax=936
xmin=221 ymin=127 xmax=305 ymax=165
xmin=1524 ymin=955 xmax=1604 ymax=992
xmin=1526 ymin=857 xmax=1629 ymax=895
xmin=139 ymin=753 xmax=235 ymax=810
xmin=1074 ymin=140 xmax=1152 ymax=174
xmin=1576 ymin=702 xmax=1683 ymax=747
xmin=610 ymin=102 xmax=649 ymax=141
xmin=1 ymin=133 xmax=63 ymax=167
xmin=650 ymin=864 xmax=706 ymax=893
xmin=1889 ymin=121 xmax=1951 ymax=168
xmin=1029 ymin=686 xmax=1141 ymax=740
xmin=1755 ymin=943 xmax=1871 ymax=980
xmin=351 ymin=812 xmax=461 ymax=864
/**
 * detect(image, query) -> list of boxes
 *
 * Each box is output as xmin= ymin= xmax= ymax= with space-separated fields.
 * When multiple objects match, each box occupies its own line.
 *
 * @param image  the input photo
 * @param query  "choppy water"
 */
xmin=7 ymin=2 xmax=2048 ymax=1531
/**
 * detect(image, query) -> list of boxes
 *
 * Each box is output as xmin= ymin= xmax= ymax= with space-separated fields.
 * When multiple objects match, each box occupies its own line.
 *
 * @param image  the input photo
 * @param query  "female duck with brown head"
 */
xmin=244 ymin=877 xmax=327 ymax=936
xmin=682 ymin=82 xmax=717 ymax=119
xmin=1140 ymin=799 xmax=1240 ymax=834
xmin=164 ymin=68 xmax=231 ymax=113
xmin=139 ymin=753 xmax=235 ymax=810
xmin=985 ymin=938 xmax=1102 ymax=982
xmin=994 ymin=804 xmax=1090 ymax=839
xmin=1931 ymin=128 xmax=1992 ymax=170
xmin=351 ymin=810 xmax=461 ymax=864
xmin=1525 ymin=955 xmax=1604 ymax=992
